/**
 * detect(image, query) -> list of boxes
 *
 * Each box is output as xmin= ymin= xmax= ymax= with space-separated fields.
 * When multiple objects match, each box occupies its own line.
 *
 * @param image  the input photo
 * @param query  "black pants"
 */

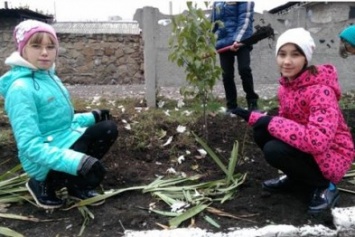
xmin=219 ymin=45 xmax=259 ymax=109
xmin=253 ymin=125 xmax=329 ymax=188
xmin=49 ymin=120 xmax=118 ymax=189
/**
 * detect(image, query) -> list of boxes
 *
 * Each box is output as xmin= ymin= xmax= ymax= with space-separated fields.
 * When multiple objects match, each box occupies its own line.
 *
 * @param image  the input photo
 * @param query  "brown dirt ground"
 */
xmin=1 ymin=103 xmax=355 ymax=237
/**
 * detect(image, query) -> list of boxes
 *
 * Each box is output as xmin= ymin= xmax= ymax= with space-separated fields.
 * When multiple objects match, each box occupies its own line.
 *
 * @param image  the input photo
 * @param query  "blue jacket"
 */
xmin=212 ymin=1 xmax=254 ymax=50
xmin=0 ymin=52 xmax=96 ymax=181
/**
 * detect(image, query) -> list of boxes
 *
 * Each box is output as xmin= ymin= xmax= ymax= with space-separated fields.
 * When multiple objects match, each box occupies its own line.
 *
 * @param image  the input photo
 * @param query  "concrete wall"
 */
xmin=134 ymin=3 xmax=355 ymax=105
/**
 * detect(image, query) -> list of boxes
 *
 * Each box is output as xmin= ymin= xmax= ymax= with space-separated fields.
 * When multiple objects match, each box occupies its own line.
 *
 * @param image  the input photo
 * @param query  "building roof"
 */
xmin=52 ymin=21 xmax=141 ymax=35
xmin=268 ymin=2 xmax=304 ymax=14
xmin=0 ymin=8 xmax=53 ymax=21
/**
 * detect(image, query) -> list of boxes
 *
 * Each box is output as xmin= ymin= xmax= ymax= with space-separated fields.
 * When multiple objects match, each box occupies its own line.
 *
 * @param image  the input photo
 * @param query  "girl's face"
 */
xmin=22 ymin=33 xmax=57 ymax=70
xmin=344 ymin=41 xmax=355 ymax=55
xmin=277 ymin=43 xmax=307 ymax=80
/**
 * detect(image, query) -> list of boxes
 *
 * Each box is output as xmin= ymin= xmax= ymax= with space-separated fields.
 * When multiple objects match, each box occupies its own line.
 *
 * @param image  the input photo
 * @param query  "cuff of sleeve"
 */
xmin=248 ymin=112 xmax=264 ymax=126
xmin=92 ymin=109 xmax=101 ymax=123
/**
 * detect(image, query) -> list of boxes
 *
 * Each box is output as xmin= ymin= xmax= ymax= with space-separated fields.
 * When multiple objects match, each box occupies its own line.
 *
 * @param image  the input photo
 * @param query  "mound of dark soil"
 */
xmin=1 ymin=109 xmax=355 ymax=237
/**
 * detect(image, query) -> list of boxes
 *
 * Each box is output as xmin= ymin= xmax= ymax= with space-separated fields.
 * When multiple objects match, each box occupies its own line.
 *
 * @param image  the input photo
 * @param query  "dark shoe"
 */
xmin=308 ymin=185 xmax=339 ymax=214
xmin=67 ymin=187 xmax=105 ymax=206
xmin=262 ymin=175 xmax=294 ymax=192
xmin=225 ymin=107 xmax=237 ymax=116
xmin=247 ymin=99 xmax=258 ymax=111
xmin=26 ymin=178 xmax=63 ymax=209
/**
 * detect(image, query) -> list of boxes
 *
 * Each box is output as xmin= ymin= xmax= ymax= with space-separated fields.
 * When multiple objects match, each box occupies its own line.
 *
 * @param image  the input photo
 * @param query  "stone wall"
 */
xmin=0 ymin=23 xmax=144 ymax=85
xmin=0 ymin=19 xmax=17 ymax=76
xmin=56 ymin=33 xmax=144 ymax=84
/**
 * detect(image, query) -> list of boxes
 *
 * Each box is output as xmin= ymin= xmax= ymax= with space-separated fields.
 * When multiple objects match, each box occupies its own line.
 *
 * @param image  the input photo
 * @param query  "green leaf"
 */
xmin=192 ymin=132 xmax=228 ymax=175
xmin=169 ymin=203 xmax=209 ymax=228
xmin=227 ymin=140 xmax=239 ymax=184
xmin=203 ymin=214 xmax=221 ymax=228
xmin=71 ymin=185 xmax=145 ymax=208
xmin=0 ymin=227 xmax=24 ymax=237
xmin=153 ymin=192 xmax=178 ymax=206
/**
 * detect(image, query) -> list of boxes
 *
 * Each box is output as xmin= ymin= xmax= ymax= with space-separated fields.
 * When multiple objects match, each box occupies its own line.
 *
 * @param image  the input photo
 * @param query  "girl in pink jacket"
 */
xmin=231 ymin=28 xmax=355 ymax=214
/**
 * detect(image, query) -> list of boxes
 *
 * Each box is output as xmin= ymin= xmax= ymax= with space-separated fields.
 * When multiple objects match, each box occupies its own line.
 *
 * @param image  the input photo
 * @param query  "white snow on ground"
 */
xmin=333 ymin=206 xmax=355 ymax=230
xmin=124 ymin=207 xmax=355 ymax=237
xmin=124 ymin=224 xmax=337 ymax=237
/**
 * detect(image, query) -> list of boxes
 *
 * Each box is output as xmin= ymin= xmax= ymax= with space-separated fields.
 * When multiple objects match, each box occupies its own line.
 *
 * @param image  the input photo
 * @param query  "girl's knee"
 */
xmin=100 ymin=120 xmax=118 ymax=139
xmin=263 ymin=140 xmax=283 ymax=164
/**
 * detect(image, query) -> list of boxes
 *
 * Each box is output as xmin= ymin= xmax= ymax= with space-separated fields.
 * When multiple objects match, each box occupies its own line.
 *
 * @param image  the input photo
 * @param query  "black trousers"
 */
xmin=253 ymin=125 xmax=329 ymax=188
xmin=48 ymin=120 xmax=118 ymax=189
xmin=219 ymin=45 xmax=259 ymax=109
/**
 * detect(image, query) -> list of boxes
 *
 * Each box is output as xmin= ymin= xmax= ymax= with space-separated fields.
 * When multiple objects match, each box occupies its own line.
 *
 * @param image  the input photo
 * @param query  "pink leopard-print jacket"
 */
xmin=249 ymin=64 xmax=355 ymax=183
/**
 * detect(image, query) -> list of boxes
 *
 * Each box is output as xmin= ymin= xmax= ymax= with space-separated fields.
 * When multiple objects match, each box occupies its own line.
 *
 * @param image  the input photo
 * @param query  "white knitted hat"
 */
xmin=275 ymin=28 xmax=316 ymax=63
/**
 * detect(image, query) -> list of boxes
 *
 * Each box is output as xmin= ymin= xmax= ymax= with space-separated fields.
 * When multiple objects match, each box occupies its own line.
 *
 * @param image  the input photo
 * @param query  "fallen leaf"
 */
xmin=166 ymin=167 xmax=177 ymax=174
xmin=158 ymin=100 xmax=165 ymax=108
xmin=197 ymin=149 xmax=207 ymax=157
xmin=177 ymin=155 xmax=185 ymax=164
xmin=162 ymin=136 xmax=173 ymax=146
xmin=176 ymin=125 xmax=186 ymax=133
xmin=177 ymin=99 xmax=185 ymax=108
xmin=164 ymin=110 xmax=170 ymax=116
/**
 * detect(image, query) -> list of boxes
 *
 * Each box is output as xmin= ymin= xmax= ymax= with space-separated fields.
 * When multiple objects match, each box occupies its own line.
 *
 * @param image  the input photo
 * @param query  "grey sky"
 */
xmin=4 ymin=0 xmax=288 ymax=21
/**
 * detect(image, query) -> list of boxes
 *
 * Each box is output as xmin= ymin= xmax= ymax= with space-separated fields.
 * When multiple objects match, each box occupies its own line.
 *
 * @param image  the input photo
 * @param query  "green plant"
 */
xmin=168 ymin=1 xmax=222 ymax=139
xmin=0 ymin=164 xmax=31 ymax=237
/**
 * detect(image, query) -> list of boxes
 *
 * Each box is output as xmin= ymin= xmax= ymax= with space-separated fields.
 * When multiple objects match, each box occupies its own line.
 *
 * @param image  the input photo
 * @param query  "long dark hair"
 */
xmin=293 ymin=44 xmax=318 ymax=77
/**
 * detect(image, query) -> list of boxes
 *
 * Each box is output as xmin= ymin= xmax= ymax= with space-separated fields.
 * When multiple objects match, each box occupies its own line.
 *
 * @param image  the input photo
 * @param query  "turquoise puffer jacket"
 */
xmin=0 ymin=52 xmax=96 ymax=181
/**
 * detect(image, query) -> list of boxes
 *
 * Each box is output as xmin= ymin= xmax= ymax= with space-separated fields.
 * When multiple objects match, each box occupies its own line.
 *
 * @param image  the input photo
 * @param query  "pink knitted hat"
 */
xmin=13 ymin=20 xmax=58 ymax=55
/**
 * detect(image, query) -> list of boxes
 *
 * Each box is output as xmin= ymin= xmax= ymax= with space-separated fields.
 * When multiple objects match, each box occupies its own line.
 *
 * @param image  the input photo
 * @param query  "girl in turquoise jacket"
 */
xmin=0 ymin=20 xmax=118 ymax=209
